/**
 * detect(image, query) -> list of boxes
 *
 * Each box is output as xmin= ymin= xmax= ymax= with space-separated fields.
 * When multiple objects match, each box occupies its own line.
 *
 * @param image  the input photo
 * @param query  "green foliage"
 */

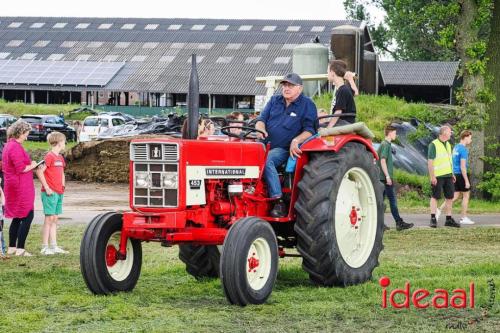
xmin=394 ymin=169 xmax=432 ymax=197
xmin=478 ymin=142 xmax=500 ymax=200
xmin=0 ymin=99 xmax=79 ymax=118
xmin=313 ymin=94 xmax=455 ymax=141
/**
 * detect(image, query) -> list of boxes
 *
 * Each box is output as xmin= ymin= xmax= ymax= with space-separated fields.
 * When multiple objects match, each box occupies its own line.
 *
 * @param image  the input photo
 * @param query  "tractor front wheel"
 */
xmin=295 ymin=142 xmax=384 ymax=286
xmin=80 ymin=212 xmax=142 ymax=294
xmin=220 ymin=217 xmax=278 ymax=306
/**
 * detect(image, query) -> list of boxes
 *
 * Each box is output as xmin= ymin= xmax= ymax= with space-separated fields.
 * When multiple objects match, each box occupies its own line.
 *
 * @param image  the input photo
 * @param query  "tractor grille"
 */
xmin=130 ymin=143 xmax=179 ymax=207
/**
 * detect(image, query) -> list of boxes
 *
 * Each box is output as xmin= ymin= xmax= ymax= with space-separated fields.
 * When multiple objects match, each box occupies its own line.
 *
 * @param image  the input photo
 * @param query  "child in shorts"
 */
xmin=36 ymin=131 xmax=68 ymax=255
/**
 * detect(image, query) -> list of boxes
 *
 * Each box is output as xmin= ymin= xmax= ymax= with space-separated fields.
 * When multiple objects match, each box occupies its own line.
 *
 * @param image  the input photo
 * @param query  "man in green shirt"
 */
xmin=377 ymin=125 xmax=413 ymax=231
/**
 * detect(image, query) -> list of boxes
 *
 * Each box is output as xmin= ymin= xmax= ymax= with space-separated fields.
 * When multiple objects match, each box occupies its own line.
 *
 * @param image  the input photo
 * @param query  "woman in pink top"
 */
xmin=3 ymin=120 xmax=41 ymax=256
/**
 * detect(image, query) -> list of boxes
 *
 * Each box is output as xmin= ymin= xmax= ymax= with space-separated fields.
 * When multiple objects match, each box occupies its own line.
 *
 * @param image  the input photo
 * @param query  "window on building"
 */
xmin=186 ymin=55 xmax=204 ymax=63
xmin=159 ymin=55 xmax=175 ymax=63
xmin=191 ymin=25 xmax=205 ymax=31
xmin=6 ymin=40 xmax=24 ymax=47
xmin=311 ymin=26 xmax=325 ymax=32
xmin=142 ymin=42 xmax=158 ymax=49
xmin=262 ymin=25 xmax=277 ymax=31
xmin=75 ymin=23 xmax=90 ymax=29
xmin=282 ymin=44 xmax=297 ymax=50
xmin=286 ymin=26 xmax=301 ymax=32
xmin=60 ymin=41 xmax=77 ymax=48
xmin=145 ymin=24 xmax=159 ymax=30
xmin=47 ymin=54 xmax=64 ymax=61
xmin=76 ymin=54 xmax=91 ymax=61
xmin=87 ymin=41 xmax=103 ymax=48
xmin=0 ymin=52 xmax=11 ymax=59
xmin=33 ymin=40 xmax=50 ymax=47
xmin=8 ymin=22 xmax=23 ymax=28
xmin=274 ymin=57 xmax=291 ymax=64
xmin=254 ymin=43 xmax=269 ymax=50
xmin=131 ymin=55 xmax=147 ymax=62
xmin=30 ymin=22 xmax=45 ymax=28
xmin=115 ymin=42 xmax=131 ymax=48
xmin=239 ymin=25 xmax=252 ymax=31
xmin=103 ymin=55 xmax=119 ymax=61
xmin=171 ymin=42 xmax=185 ymax=49
xmin=168 ymin=24 xmax=182 ymax=30
xmin=198 ymin=43 xmax=213 ymax=49
xmin=216 ymin=56 xmax=233 ymax=64
xmin=245 ymin=57 xmax=261 ymax=64
xmin=121 ymin=23 xmax=135 ymax=30
xmin=98 ymin=23 xmax=113 ymax=30
xmin=53 ymin=22 xmax=67 ymax=29
xmin=214 ymin=25 xmax=229 ymax=31
xmin=19 ymin=53 xmax=37 ymax=60
xmin=226 ymin=43 xmax=242 ymax=50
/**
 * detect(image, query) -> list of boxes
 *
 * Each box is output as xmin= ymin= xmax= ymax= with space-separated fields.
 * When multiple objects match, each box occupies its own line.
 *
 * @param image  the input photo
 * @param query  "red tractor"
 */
xmin=80 ymin=57 xmax=384 ymax=306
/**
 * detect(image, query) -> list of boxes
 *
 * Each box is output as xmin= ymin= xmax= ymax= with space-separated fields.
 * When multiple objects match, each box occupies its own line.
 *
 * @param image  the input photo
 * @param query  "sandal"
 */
xmin=0 ymin=253 xmax=10 ymax=260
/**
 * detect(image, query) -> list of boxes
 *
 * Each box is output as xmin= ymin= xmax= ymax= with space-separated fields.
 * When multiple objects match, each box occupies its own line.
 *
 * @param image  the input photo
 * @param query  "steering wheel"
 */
xmin=220 ymin=126 xmax=266 ymax=139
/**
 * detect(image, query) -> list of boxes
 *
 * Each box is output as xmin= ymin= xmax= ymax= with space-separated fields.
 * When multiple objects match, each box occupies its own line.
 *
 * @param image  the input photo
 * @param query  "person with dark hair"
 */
xmin=437 ymin=130 xmax=474 ymax=224
xmin=255 ymin=73 xmax=317 ymax=217
xmin=428 ymin=125 xmax=459 ymax=228
xmin=226 ymin=112 xmax=244 ymax=135
xmin=326 ymin=59 xmax=358 ymax=128
xmin=377 ymin=125 xmax=413 ymax=231
xmin=181 ymin=117 xmax=215 ymax=139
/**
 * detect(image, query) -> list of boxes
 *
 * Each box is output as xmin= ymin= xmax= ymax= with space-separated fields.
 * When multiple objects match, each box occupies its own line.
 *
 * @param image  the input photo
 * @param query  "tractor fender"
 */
xmin=299 ymin=134 xmax=379 ymax=160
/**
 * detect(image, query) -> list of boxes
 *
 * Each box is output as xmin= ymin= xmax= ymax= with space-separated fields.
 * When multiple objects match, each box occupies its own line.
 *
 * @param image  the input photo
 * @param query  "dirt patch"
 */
xmin=65 ymin=135 xmax=173 ymax=183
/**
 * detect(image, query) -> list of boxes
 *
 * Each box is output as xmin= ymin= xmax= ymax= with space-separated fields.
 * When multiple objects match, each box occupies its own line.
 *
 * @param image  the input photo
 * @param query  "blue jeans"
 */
xmin=0 ymin=220 xmax=5 ymax=254
xmin=264 ymin=147 xmax=290 ymax=199
xmin=383 ymin=182 xmax=402 ymax=222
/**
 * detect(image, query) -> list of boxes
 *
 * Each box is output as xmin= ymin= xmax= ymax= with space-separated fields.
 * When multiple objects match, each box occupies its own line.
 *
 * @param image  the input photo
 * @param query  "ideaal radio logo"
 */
xmin=379 ymin=276 xmax=475 ymax=309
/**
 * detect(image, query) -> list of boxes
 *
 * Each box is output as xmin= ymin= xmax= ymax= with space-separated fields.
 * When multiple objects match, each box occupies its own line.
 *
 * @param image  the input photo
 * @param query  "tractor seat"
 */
xmin=318 ymin=122 xmax=375 ymax=140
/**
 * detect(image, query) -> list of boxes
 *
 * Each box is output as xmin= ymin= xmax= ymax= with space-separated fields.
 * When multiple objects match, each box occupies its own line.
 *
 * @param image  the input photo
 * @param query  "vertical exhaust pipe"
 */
xmin=186 ymin=54 xmax=200 ymax=139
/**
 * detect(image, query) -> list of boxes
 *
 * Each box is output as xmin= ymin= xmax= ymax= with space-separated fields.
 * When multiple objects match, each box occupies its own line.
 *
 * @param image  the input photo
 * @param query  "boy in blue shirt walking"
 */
xmin=437 ymin=130 xmax=474 ymax=224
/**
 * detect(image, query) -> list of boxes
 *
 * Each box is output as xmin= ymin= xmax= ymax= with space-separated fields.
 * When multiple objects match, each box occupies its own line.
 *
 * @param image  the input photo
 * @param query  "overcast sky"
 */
xmin=1 ymin=0 xmax=350 ymax=20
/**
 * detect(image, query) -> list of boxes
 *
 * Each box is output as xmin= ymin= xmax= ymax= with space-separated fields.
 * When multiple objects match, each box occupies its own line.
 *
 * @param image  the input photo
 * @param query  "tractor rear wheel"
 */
xmin=80 ymin=212 xmax=142 ymax=294
xmin=295 ymin=142 xmax=384 ymax=286
xmin=220 ymin=217 xmax=278 ymax=306
xmin=179 ymin=244 xmax=220 ymax=279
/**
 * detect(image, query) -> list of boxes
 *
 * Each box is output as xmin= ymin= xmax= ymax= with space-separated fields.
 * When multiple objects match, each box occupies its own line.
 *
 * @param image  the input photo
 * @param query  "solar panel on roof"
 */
xmin=0 ymin=59 xmax=124 ymax=86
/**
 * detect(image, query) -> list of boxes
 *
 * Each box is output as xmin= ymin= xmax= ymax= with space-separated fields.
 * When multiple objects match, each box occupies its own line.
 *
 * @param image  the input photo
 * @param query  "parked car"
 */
xmin=80 ymin=115 xmax=126 ymax=142
xmin=98 ymin=111 xmax=135 ymax=123
xmin=21 ymin=115 xmax=77 ymax=142
xmin=0 ymin=114 xmax=17 ymax=142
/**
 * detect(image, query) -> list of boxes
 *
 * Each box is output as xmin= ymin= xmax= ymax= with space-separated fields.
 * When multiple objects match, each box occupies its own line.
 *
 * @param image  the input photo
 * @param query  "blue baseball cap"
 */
xmin=280 ymin=73 xmax=303 ymax=86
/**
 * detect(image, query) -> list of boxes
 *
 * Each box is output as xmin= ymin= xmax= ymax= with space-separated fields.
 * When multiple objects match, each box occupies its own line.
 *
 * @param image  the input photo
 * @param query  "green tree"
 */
xmin=344 ymin=0 xmax=495 ymax=194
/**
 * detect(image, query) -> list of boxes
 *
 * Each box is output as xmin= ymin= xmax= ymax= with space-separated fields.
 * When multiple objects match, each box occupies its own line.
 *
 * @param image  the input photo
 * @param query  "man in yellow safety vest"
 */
xmin=427 ymin=125 xmax=460 ymax=228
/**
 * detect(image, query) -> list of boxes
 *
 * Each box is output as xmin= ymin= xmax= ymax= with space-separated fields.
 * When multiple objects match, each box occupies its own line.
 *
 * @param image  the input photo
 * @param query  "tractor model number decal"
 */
xmin=189 ymin=179 xmax=202 ymax=189
xmin=205 ymin=168 xmax=246 ymax=176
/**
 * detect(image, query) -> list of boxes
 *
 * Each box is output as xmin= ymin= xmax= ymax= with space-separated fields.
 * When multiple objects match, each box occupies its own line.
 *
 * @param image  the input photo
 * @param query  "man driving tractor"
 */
xmin=255 ymin=73 xmax=318 ymax=217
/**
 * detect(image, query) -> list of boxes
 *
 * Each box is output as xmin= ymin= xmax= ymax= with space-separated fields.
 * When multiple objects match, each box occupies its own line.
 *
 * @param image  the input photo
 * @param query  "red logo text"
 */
xmin=379 ymin=276 xmax=474 ymax=309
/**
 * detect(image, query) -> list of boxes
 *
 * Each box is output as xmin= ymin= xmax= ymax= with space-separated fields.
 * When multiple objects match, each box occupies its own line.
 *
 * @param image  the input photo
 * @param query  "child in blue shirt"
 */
xmin=438 ymin=130 xmax=474 ymax=224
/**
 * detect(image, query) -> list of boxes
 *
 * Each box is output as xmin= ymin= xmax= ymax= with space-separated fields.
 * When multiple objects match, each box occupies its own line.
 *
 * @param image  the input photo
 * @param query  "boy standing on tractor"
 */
xmin=377 ymin=125 xmax=414 ymax=231
xmin=36 ymin=132 xmax=68 ymax=255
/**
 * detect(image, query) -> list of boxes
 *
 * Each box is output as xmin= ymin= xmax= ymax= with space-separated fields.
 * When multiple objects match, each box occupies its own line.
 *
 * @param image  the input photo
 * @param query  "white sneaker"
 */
xmin=435 ymin=208 xmax=442 ymax=221
xmin=52 ymin=246 xmax=69 ymax=254
xmin=7 ymin=247 xmax=16 ymax=255
xmin=460 ymin=217 xmax=475 ymax=225
xmin=41 ymin=247 xmax=55 ymax=255
xmin=15 ymin=249 xmax=33 ymax=256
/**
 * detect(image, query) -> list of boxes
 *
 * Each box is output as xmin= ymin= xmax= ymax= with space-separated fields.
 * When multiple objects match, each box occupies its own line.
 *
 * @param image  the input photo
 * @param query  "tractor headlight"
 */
xmin=162 ymin=172 xmax=178 ymax=189
xmin=135 ymin=172 xmax=150 ymax=188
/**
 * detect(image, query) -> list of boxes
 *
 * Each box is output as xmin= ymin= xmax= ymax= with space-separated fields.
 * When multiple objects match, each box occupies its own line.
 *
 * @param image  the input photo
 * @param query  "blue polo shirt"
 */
xmin=452 ymin=143 xmax=469 ymax=174
xmin=258 ymin=94 xmax=317 ymax=149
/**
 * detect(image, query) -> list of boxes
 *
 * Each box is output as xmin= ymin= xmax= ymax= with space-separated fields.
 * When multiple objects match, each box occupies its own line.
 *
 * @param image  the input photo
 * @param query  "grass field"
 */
xmin=0 ymin=225 xmax=498 ymax=332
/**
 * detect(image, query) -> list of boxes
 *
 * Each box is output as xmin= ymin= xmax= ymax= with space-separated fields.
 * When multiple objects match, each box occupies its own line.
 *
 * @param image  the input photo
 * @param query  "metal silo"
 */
xmin=292 ymin=43 xmax=329 ymax=97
